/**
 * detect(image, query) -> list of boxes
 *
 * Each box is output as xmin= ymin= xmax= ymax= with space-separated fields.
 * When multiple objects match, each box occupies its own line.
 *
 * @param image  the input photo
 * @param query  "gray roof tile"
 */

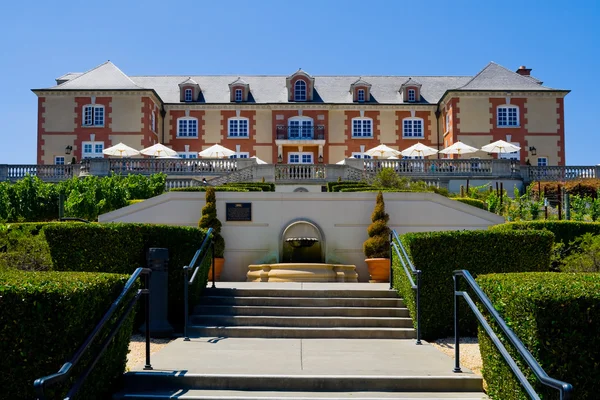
xmin=50 ymin=61 xmax=143 ymax=90
xmin=458 ymin=62 xmax=554 ymax=91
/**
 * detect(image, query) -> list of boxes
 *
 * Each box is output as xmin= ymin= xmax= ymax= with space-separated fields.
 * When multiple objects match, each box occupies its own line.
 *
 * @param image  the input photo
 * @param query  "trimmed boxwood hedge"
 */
xmin=453 ymin=197 xmax=487 ymax=210
xmin=490 ymin=220 xmax=600 ymax=245
xmin=393 ymin=230 xmax=554 ymax=340
xmin=476 ymin=272 xmax=600 ymax=400
xmin=0 ymin=269 xmax=135 ymax=400
xmin=327 ymin=181 xmax=369 ymax=192
xmin=224 ymin=182 xmax=276 ymax=192
xmin=42 ymin=223 xmax=211 ymax=329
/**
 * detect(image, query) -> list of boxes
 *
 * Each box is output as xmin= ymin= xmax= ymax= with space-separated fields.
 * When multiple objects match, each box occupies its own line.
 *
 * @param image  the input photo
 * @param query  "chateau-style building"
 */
xmin=32 ymin=61 xmax=569 ymax=166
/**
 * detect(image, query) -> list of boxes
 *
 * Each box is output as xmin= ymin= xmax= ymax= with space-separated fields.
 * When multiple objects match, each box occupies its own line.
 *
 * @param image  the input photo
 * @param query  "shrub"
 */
xmin=0 ymin=269 xmax=135 ymax=400
xmin=531 ymin=179 xmax=600 ymax=199
xmin=224 ymin=182 xmax=276 ymax=192
xmin=453 ymin=197 xmax=487 ymax=210
xmin=363 ymin=192 xmax=390 ymax=259
xmin=490 ymin=220 xmax=600 ymax=246
xmin=127 ymin=199 xmax=145 ymax=205
xmin=476 ymin=272 xmax=600 ymax=400
xmin=372 ymin=168 xmax=410 ymax=189
xmin=328 ymin=181 xmax=370 ymax=192
xmin=198 ymin=187 xmax=225 ymax=258
xmin=559 ymin=233 xmax=600 ymax=272
xmin=41 ymin=223 xmax=210 ymax=329
xmin=394 ymin=230 xmax=554 ymax=339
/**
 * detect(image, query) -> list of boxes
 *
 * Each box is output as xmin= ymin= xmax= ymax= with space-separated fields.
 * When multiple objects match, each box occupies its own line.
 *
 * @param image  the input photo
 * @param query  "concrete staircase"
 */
xmin=187 ymin=287 xmax=416 ymax=339
xmin=114 ymin=284 xmax=488 ymax=400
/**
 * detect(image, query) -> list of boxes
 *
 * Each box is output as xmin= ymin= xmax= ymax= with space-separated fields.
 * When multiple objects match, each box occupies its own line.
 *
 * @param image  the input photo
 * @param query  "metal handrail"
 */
xmin=34 ymin=267 xmax=152 ymax=400
xmin=390 ymin=230 xmax=421 ymax=345
xmin=453 ymin=270 xmax=573 ymax=400
xmin=183 ymin=228 xmax=214 ymax=341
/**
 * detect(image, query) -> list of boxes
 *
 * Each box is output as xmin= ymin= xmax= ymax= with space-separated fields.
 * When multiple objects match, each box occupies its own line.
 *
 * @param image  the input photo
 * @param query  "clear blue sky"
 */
xmin=0 ymin=0 xmax=598 ymax=165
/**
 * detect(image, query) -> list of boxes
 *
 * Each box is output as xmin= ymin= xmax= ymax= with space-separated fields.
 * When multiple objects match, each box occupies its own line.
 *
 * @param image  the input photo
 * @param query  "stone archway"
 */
xmin=279 ymin=219 xmax=324 ymax=263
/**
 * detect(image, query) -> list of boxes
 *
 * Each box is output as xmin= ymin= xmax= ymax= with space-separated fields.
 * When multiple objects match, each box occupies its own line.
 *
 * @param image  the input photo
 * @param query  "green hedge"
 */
xmin=476 ymin=272 xmax=599 ymax=400
xmin=393 ymin=230 xmax=554 ymax=340
xmin=327 ymin=181 xmax=369 ymax=192
xmin=0 ymin=269 xmax=135 ymax=400
xmin=169 ymin=186 xmax=251 ymax=192
xmin=224 ymin=182 xmax=276 ymax=192
xmin=453 ymin=197 xmax=487 ymax=210
xmin=490 ymin=220 xmax=600 ymax=245
xmin=42 ymin=223 xmax=211 ymax=329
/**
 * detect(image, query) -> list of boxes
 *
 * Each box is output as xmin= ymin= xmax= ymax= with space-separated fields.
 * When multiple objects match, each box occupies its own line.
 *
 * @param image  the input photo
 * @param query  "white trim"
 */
xmin=54 ymin=156 xmax=65 ymax=165
xmin=357 ymin=89 xmax=365 ymax=102
xmin=229 ymin=152 xmax=249 ymax=159
xmin=288 ymin=151 xmax=313 ymax=164
xmin=228 ymin=117 xmax=250 ymax=138
xmin=235 ymin=88 xmax=243 ymax=102
xmin=351 ymin=152 xmax=372 ymax=159
xmin=402 ymin=117 xmax=424 ymax=138
xmin=184 ymin=88 xmax=193 ymax=102
xmin=81 ymin=141 xmax=104 ymax=159
xmin=82 ymin=104 xmax=104 ymax=127
xmin=294 ymin=80 xmax=307 ymax=101
xmin=497 ymin=105 xmax=519 ymax=127
xmin=351 ymin=117 xmax=373 ymax=138
xmin=176 ymin=117 xmax=198 ymax=138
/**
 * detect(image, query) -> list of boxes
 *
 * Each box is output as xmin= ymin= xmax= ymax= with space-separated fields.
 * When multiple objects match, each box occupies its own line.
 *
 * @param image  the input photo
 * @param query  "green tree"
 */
xmin=363 ymin=191 xmax=391 ymax=258
xmin=372 ymin=168 xmax=409 ymax=189
xmin=198 ymin=187 xmax=225 ymax=257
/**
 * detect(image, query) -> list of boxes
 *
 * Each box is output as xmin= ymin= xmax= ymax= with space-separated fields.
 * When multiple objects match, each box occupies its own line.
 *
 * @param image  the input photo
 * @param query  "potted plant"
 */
xmin=198 ymin=187 xmax=225 ymax=280
xmin=363 ymin=191 xmax=391 ymax=282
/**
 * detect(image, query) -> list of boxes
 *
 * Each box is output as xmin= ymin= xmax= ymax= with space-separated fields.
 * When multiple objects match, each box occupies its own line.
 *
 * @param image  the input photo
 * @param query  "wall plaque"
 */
xmin=226 ymin=202 xmax=252 ymax=222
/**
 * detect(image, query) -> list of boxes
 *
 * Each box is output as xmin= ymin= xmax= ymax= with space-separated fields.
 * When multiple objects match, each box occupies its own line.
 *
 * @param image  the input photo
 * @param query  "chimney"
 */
xmin=516 ymin=65 xmax=532 ymax=76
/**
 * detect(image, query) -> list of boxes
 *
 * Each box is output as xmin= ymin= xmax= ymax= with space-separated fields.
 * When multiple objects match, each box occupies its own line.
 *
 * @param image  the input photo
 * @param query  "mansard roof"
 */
xmin=400 ymin=77 xmax=422 ymax=88
xmin=178 ymin=77 xmax=199 ymax=87
xmin=37 ymin=61 xmax=568 ymax=104
xmin=350 ymin=78 xmax=372 ymax=88
xmin=229 ymin=77 xmax=249 ymax=87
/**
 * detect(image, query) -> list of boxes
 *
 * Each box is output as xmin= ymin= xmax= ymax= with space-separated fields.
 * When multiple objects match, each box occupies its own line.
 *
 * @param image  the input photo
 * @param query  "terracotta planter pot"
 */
xmin=365 ymin=258 xmax=390 ymax=283
xmin=208 ymin=257 xmax=225 ymax=281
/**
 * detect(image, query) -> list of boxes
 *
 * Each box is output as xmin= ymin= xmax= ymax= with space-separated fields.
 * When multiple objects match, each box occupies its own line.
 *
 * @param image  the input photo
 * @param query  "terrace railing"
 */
xmin=108 ymin=158 xmax=239 ymax=176
xmin=363 ymin=159 xmax=520 ymax=177
xmin=523 ymin=165 xmax=599 ymax=182
xmin=275 ymin=164 xmax=327 ymax=181
xmin=276 ymin=125 xmax=326 ymax=140
xmin=2 ymin=164 xmax=75 ymax=182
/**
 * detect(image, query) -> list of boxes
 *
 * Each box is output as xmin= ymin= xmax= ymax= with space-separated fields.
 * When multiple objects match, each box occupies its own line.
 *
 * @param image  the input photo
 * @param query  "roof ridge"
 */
xmin=130 ymin=74 xmax=475 ymax=78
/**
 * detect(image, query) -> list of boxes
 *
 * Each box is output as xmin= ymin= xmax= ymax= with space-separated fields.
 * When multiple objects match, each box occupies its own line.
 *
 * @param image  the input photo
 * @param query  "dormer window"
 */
xmin=294 ymin=80 xmax=307 ymax=101
xmin=358 ymin=89 xmax=365 ymax=102
xmin=229 ymin=77 xmax=250 ymax=102
xmin=400 ymin=78 xmax=422 ymax=103
xmin=235 ymin=89 xmax=242 ymax=102
xmin=178 ymin=77 xmax=201 ymax=103
xmin=408 ymin=89 xmax=416 ymax=102
xmin=184 ymin=89 xmax=192 ymax=102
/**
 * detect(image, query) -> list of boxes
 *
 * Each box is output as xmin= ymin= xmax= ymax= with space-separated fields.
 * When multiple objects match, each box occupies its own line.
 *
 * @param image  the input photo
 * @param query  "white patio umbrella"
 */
xmin=481 ymin=140 xmax=521 ymax=155
xmin=198 ymin=144 xmax=236 ymax=158
xmin=387 ymin=156 xmax=400 ymax=159
xmin=140 ymin=143 xmax=179 ymax=158
xmin=251 ymin=156 xmax=268 ymax=165
xmin=439 ymin=141 xmax=478 ymax=156
xmin=102 ymin=142 xmax=140 ymax=157
xmin=364 ymin=144 xmax=401 ymax=159
xmin=157 ymin=155 xmax=181 ymax=159
xmin=400 ymin=142 xmax=438 ymax=158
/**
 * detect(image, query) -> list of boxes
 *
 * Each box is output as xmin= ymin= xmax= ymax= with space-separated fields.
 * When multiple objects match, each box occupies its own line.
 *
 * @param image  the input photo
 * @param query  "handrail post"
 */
xmin=389 ymin=231 xmax=393 ymax=290
xmin=184 ymin=266 xmax=190 ymax=341
xmin=452 ymin=274 xmax=462 ymax=373
xmin=416 ymin=270 xmax=422 ymax=345
xmin=211 ymin=240 xmax=216 ymax=289
xmin=143 ymin=271 xmax=152 ymax=370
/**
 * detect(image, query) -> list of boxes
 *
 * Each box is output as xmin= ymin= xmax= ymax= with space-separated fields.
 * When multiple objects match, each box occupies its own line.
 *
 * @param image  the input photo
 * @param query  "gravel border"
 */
xmin=126 ymin=334 xmax=174 ymax=371
xmin=430 ymin=336 xmax=483 ymax=377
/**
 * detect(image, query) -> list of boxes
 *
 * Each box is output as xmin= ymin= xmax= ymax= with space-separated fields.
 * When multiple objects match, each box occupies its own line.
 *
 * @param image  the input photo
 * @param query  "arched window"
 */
xmin=288 ymin=116 xmax=313 ymax=139
xmin=82 ymin=104 xmax=104 ymax=127
xmin=402 ymin=118 xmax=424 ymax=138
xmin=177 ymin=117 xmax=198 ymax=137
xmin=294 ymin=80 xmax=307 ymax=101
xmin=228 ymin=117 xmax=249 ymax=137
xmin=184 ymin=88 xmax=193 ymax=102
xmin=351 ymin=117 xmax=373 ymax=137
xmin=497 ymin=105 xmax=519 ymax=127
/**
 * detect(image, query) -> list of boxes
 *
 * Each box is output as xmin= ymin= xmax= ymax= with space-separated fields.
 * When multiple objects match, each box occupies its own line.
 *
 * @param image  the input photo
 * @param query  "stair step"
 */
xmin=201 ymin=296 xmax=405 ymax=308
xmin=193 ymin=306 xmax=409 ymax=317
xmin=190 ymin=315 xmax=414 ymax=328
xmin=203 ymin=288 xmax=399 ymax=298
xmin=187 ymin=326 xmax=416 ymax=339
xmin=114 ymin=389 xmax=489 ymax=399
xmin=117 ymin=373 xmax=483 ymax=393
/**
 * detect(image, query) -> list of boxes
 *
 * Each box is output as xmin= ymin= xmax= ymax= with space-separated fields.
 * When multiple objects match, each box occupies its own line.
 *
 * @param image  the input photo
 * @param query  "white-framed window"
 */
xmin=537 ymin=157 xmax=548 ymax=167
xmin=499 ymin=142 xmax=521 ymax=161
xmin=184 ymin=88 xmax=193 ymax=102
xmin=408 ymin=89 xmax=416 ymax=102
xmin=229 ymin=152 xmax=249 ymax=159
xmin=357 ymin=89 xmax=365 ymax=102
xmin=178 ymin=152 xmax=198 ymax=159
xmin=228 ymin=118 xmax=249 ymax=137
xmin=351 ymin=152 xmax=372 ymax=159
xmin=177 ymin=117 xmax=198 ymax=137
xmin=82 ymin=141 xmax=104 ymax=158
xmin=497 ymin=105 xmax=519 ymax=127
xmin=404 ymin=155 xmax=424 ymax=160
xmin=55 ymin=156 xmax=65 ymax=165
xmin=288 ymin=116 xmax=314 ymax=139
xmin=294 ymin=80 xmax=307 ymax=101
xmin=288 ymin=152 xmax=313 ymax=164
xmin=151 ymin=111 xmax=156 ymax=132
xmin=402 ymin=118 xmax=424 ymax=138
xmin=235 ymin=89 xmax=243 ymax=102
xmin=82 ymin=105 xmax=104 ymax=127
xmin=352 ymin=118 xmax=373 ymax=137
xmin=445 ymin=113 xmax=450 ymax=132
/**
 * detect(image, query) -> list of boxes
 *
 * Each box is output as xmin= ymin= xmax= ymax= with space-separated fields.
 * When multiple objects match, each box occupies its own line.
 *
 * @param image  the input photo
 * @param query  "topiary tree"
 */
xmin=198 ymin=187 xmax=225 ymax=258
xmin=363 ymin=191 xmax=391 ymax=259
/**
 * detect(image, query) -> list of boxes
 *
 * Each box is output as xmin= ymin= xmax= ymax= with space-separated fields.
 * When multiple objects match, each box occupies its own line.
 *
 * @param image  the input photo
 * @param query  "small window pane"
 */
xmin=235 ymin=89 xmax=243 ymax=102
